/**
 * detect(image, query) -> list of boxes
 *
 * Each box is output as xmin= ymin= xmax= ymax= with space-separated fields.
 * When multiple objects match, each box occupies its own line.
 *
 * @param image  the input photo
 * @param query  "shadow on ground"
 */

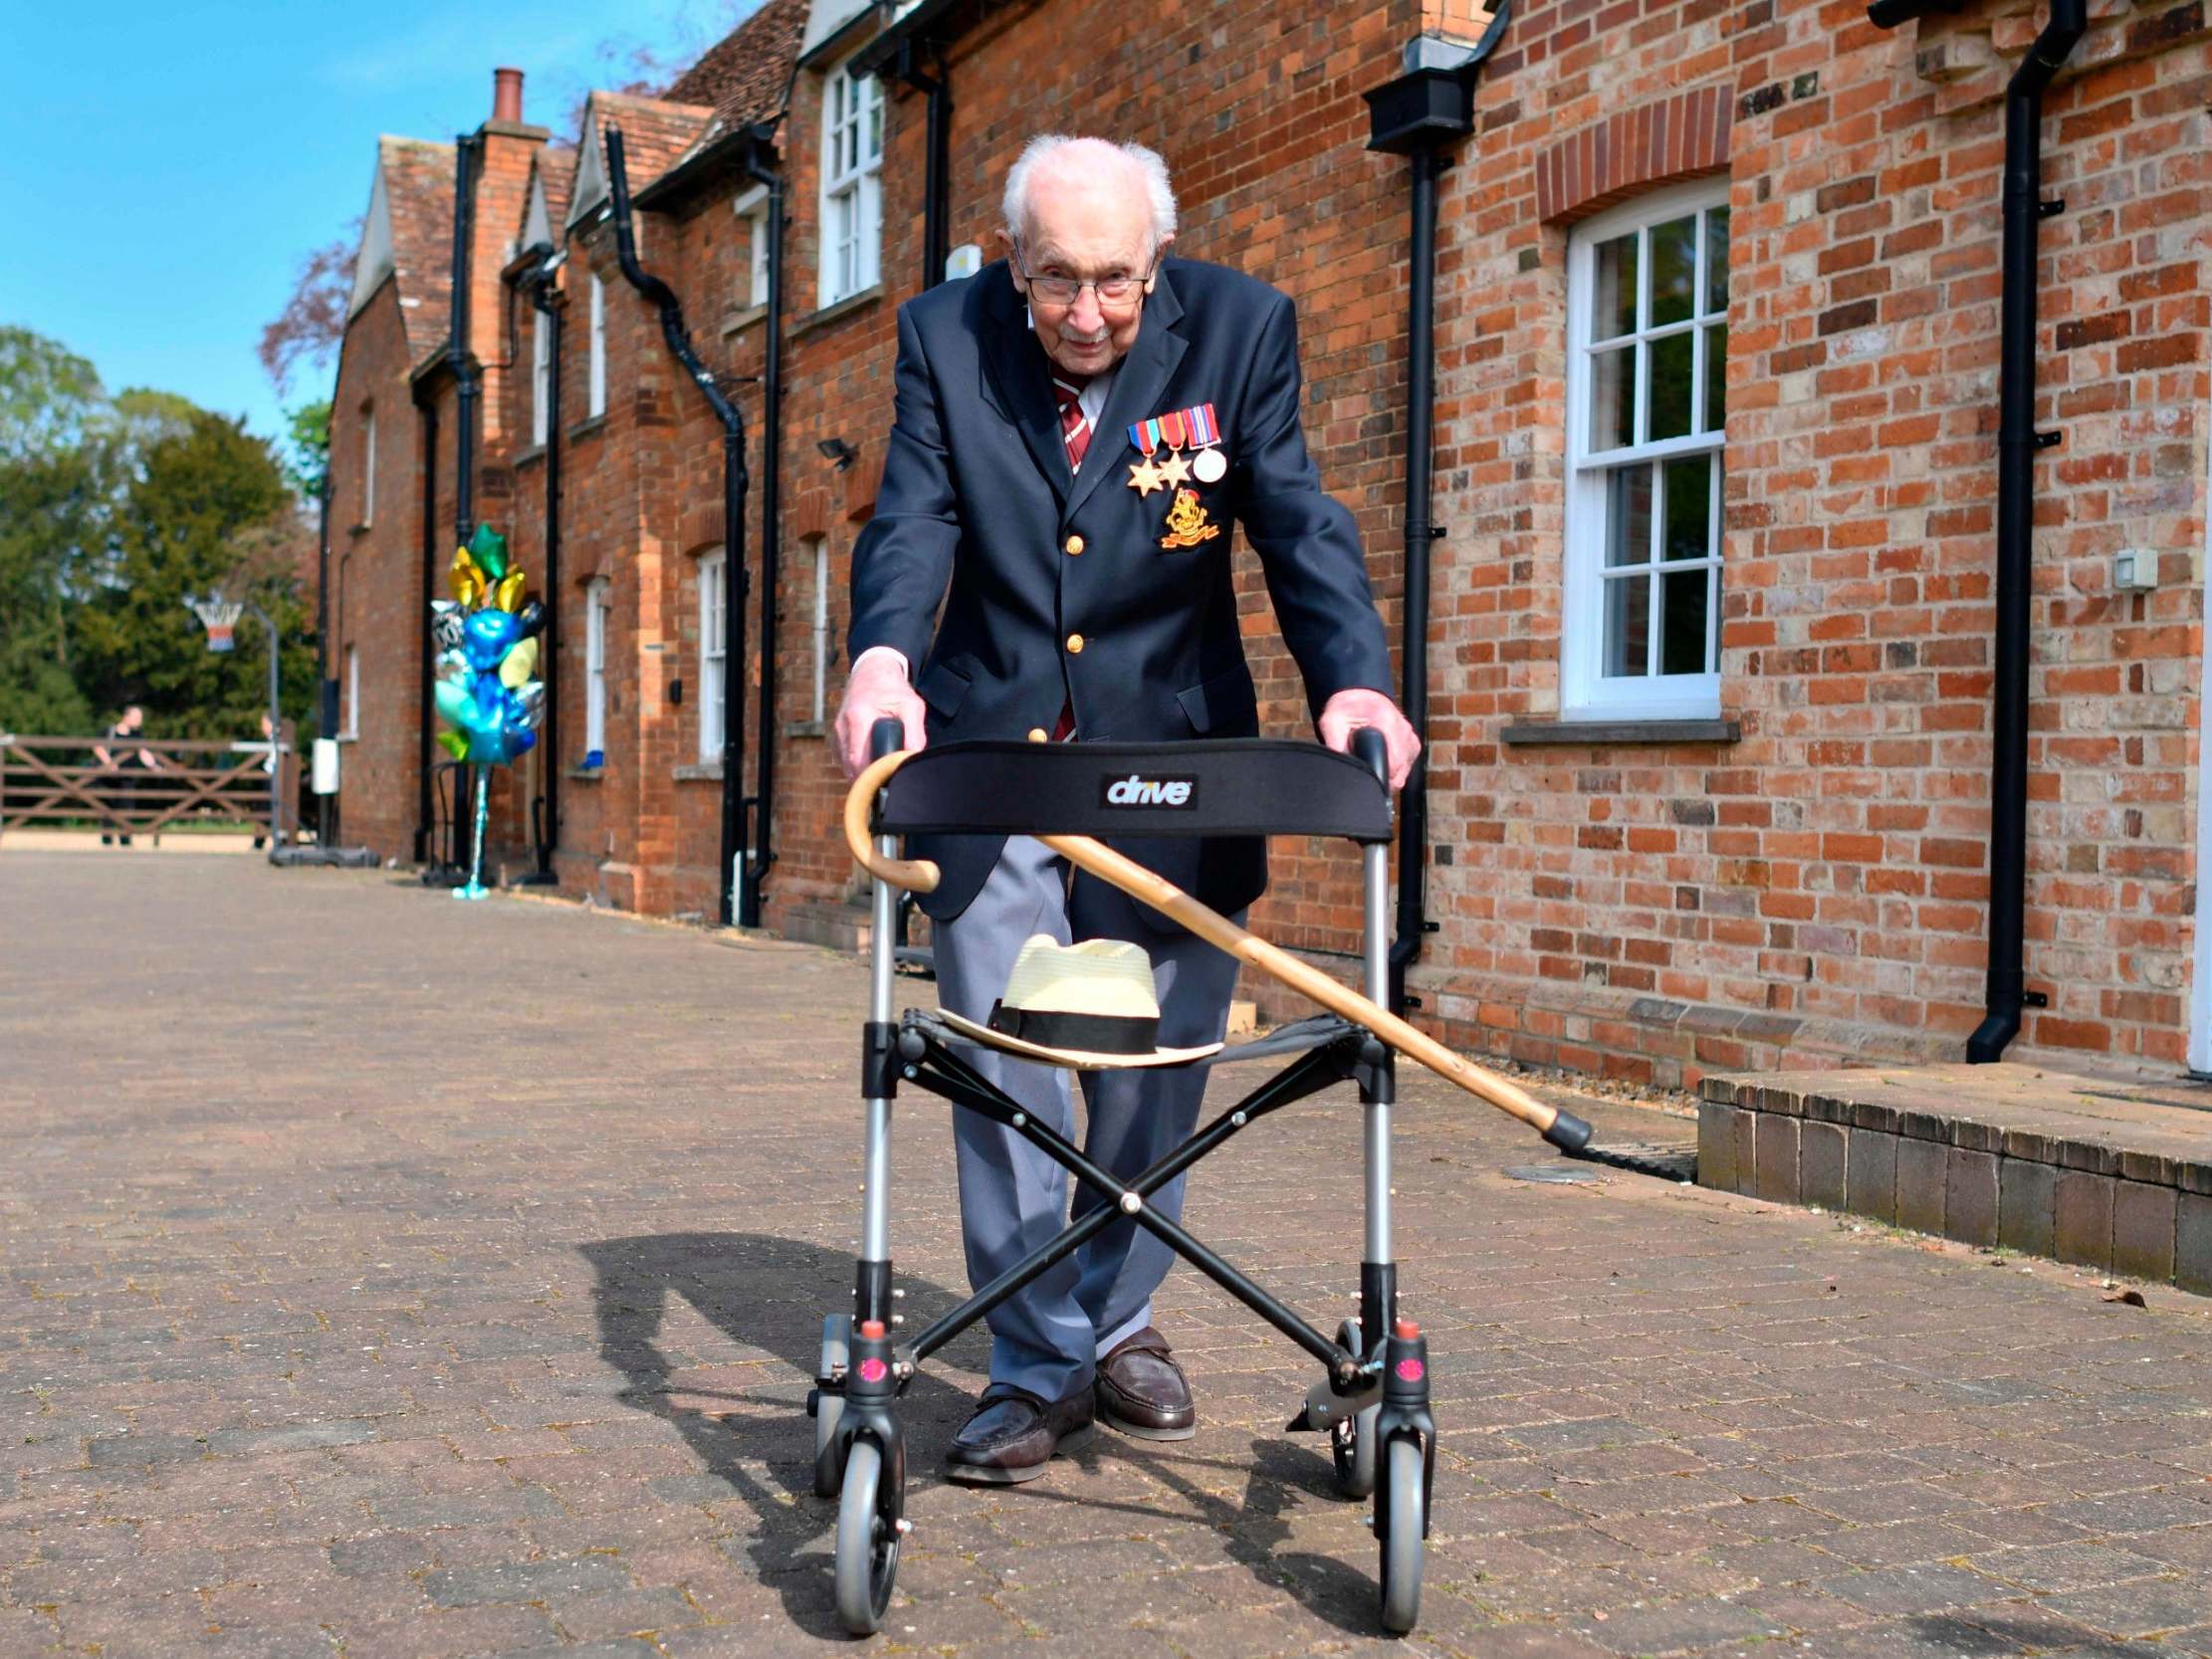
xmin=581 ymin=1232 xmax=981 ymax=1636
xmin=581 ymin=1230 xmax=1389 ymax=1638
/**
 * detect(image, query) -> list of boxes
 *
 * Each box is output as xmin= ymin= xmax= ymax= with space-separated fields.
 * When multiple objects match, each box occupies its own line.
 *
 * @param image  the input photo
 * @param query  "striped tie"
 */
xmin=1049 ymin=371 xmax=1089 ymax=741
xmin=1051 ymin=374 xmax=1092 ymax=472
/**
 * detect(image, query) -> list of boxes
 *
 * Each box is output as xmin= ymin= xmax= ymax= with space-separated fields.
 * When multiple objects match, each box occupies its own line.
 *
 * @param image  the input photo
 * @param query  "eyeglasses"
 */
xmin=1012 ymin=243 xmax=1160 ymax=309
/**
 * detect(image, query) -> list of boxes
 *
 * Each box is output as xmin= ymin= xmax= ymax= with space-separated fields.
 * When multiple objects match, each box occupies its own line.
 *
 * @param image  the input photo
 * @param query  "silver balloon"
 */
xmin=511 ymin=681 xmax=546 ymax=727
xmin=430 ymin=601 xmax=465 ymax=655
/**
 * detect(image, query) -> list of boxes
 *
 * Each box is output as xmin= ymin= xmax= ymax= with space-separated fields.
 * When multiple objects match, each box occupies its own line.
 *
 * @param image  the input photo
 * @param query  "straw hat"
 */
xmin=937 ymin=935 xmax=1225 ymax=1070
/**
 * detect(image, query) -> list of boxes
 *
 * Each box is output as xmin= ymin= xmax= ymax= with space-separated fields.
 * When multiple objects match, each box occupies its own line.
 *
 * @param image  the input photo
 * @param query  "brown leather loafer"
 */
xmin=1094 ymin=1326 xmax=1197 ymax=1440
xmin=943 ymin=1383 xmax=1096 ymax=1485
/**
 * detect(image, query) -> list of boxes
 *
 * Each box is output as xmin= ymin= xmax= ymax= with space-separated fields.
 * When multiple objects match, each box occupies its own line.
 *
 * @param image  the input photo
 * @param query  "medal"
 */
xmin=1126 ymin=453 xmax=1168 ymax=497
xmin=1130 ymin=402 xmax=1228 ymax=489
xmin=1188 ymin=403 xmax=1227 ymax=482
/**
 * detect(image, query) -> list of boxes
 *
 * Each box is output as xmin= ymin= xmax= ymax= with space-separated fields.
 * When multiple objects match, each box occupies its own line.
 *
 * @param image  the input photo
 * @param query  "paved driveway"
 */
xmin=5 ymin=851 xmax=2212 ymax=1658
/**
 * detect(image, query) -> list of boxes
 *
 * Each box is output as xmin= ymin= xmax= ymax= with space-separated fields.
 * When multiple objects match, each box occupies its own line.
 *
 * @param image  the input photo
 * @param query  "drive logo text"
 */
xmin=1101 ymin=773 xmax=1198 ymax=808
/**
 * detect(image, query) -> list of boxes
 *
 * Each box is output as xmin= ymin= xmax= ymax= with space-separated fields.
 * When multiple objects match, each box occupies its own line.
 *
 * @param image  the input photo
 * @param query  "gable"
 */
xmin=348 ymin=166 xmax=395 ymax=320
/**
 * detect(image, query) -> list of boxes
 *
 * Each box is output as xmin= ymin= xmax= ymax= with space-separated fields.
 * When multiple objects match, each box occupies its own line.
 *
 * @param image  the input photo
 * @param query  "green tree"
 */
xmin=0 ymin=329 xmax=108 ymax=732
xmin=282 ymin=399 xmax=332 ymax=501
xmin=75 ymin=409 xmax=315 ymax=738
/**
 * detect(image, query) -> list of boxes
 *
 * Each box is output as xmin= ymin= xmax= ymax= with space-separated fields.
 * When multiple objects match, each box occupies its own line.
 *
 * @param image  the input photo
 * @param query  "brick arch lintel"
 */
xmin=1536 ymin=83 xmax=1733 ymax=226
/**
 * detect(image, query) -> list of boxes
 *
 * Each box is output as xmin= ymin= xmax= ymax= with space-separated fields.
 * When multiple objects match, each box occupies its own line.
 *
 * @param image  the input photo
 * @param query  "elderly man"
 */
xmin=837 ymin=134 xmax=1417 ymax=1484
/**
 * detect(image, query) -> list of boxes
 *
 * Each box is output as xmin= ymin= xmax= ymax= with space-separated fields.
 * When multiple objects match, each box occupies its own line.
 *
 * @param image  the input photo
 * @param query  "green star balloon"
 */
xmin=468 ymin=521 xmax=510 ymax=581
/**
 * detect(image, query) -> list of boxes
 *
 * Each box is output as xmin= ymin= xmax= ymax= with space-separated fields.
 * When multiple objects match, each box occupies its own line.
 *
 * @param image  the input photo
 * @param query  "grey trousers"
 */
xmin=933 ymin=836 xmax=1242 ymax=1403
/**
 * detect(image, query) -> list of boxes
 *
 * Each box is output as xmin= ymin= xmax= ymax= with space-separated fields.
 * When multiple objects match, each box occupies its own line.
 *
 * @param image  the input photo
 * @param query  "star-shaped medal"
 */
xmin=1156 ymin=449 xmax=1194 ymax=489
xmin=1126 ymin=454 xmax=1168 ymax=497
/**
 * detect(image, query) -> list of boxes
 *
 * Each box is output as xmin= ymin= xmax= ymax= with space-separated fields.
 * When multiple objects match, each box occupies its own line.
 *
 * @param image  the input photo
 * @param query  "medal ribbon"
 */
xmin=1129 ymin=404 xmax=1221 ymax=453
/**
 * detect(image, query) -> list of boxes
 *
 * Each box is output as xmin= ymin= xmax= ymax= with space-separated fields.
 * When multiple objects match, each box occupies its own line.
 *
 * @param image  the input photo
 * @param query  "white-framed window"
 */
xmin=807 ymin=535 xmax=829 ymax=724
xmin=734 ymin=184 xmax=771 ymax=310
xmin=587 ymin=273 xmax=607 ymax=419
xmin=530 ymin=308 xmax=551 ymax=448
xmin=818 ymin=58 xmax=883 ymax=307
xmin=360 ymin=403 xmax=375 ymax=526
xmin=1562 ymin=179 xmax=1730 ymax=722
xmin=698 ymin=549 xmax=727 ymax=762
xmin=584 ymin=576 xmax=611 ymax=756
xmin=341 ymin=644 xmax=358 ymax=739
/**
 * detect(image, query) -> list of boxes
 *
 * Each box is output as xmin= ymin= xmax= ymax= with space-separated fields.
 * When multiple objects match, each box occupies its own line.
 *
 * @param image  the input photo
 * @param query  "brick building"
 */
xmin=326 ymin=0 xmax=2212 ymax=1086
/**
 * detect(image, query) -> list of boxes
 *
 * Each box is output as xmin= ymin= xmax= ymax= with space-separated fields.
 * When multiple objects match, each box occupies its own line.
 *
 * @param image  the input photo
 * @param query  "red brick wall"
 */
xmin=331 ymin=282 xmax=432 ymax=865
xmin=331 ymin=0 xmax=2212 ymax=1085
xmin=1417 ymin=0 xmax=2211 ymax=1083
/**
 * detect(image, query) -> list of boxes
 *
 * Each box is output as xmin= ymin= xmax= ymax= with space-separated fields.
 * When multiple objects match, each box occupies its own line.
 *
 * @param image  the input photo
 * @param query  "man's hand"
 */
xmin=833 ymin=651 xmax=928 ymax=779
xmin=1317 ymin=688 xmax=1420 ymax=791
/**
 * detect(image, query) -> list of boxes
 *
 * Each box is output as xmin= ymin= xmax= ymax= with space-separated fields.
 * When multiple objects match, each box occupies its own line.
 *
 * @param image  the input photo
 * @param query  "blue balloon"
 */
xmin=464 ymin=608 xmax=521 ymax=673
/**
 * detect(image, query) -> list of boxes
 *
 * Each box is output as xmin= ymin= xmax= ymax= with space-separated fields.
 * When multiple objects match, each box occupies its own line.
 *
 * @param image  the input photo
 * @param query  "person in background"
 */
xmin=95 ymin=707 xmax=160 ymax=847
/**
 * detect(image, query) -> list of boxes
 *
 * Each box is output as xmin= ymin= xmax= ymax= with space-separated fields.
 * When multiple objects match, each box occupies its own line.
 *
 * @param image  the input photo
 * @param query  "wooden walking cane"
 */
xmin=843 ymin=749 xmax=1603 ymax=1155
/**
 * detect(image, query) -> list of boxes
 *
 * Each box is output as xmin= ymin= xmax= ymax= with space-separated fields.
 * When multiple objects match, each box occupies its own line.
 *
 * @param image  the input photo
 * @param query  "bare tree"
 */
xmin=259 ymin=227 xmax=360 ymax=399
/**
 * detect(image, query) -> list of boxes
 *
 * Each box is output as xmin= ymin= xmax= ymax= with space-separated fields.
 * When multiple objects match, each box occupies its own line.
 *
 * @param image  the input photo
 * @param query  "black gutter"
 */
xmin=893 ymin=41 xmax=951 ymax=291
xmin=1958 ymin=0 xmax=2087 ymax=1062
xmin=411 ymin=383 xmax=441 ymax=864
xmin=1362 ymin=3 xmax=1508 ymax=1017
xmin=527 ymin=253 xmax=564 ymax=882
xmin=745 ymin=126 xmax=785 ymax=910
xmin=1865 ymin=0 xmax=1963 ymax=27
xmin=605 ymin=123 xmax=757 ymax=928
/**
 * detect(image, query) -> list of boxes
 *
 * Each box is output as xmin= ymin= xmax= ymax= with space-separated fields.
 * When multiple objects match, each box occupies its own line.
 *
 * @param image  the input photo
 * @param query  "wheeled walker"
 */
xmin=815 ymin=722 xmax=1596 ymax=1637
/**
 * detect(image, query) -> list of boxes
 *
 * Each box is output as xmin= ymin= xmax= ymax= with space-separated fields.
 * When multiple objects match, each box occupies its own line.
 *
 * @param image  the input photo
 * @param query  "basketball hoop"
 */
xmin=189 ymin=594 xmax=243 ymax=654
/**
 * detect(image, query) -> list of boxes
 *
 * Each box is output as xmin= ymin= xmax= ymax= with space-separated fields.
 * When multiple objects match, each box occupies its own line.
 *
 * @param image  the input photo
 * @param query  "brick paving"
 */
xmin=6 ymin=850 xmax=2212 ymax=1658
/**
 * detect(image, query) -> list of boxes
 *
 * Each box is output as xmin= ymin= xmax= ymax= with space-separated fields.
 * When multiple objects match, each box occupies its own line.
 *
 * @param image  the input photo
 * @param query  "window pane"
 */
xmin=1590 ymin=345 xmax=1634 ymax=452
xmin=1703 ymin=323 xmax=1727 ymax=434
xmin=1704 ymin=206 xmax=1730 ymax=314
xmin=1649 ymin=329 xmax=1693 ymax=441
xmin=1605 ymin=573 xmax=1651 ymax=678
xmin=1650 ymin=215 xmax=1696 ymax=327
xmin=1592 ymin=232 xmax=1638 ymax=340
xmin=1662 ymin=455 xmax=1710 ymax=561
xmin=867 ymin=87 xmax=883 ymax=159
xmin=1659 ymin=567 xmax=1711 ymax=676
xmin=1605 ymin=463 xmax=1654 ymax=568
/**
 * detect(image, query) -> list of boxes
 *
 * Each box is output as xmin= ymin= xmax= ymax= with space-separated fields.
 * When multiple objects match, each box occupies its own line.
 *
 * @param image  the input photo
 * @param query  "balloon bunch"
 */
xmin=432 ymin=522 xmax=546 ymax=766
xmin=430 ymin=523 xmax=545 ymax=901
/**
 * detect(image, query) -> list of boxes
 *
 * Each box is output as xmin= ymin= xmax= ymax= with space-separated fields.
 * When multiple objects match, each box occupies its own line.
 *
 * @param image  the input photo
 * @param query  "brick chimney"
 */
xmin=472 ymin=68 xmax=550 ymax=445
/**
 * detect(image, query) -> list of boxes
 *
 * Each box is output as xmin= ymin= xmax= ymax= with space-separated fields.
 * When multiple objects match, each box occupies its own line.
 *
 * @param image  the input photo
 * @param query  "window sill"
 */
xmin=720 ymin=303 xmax=769 ymax=337
xmin=792 ymin=285 xmax=883 ymax=338
xmin=566 ymin=763 xmax=606 ymax=781
xmin=674 ymin=760 xmax=724 ymax=781
xmin=784 ymin=719 xmax=827 ymax=739
xmin=347 ymin=521 xmax=372 ymax=536
xmin=336 ymin=732 xmax=359 ymax=745
xmin=566 ymin=414 xmax=607 ymax=443
xmin=514 ymin=444 xmax=546 ymax=469
xmin=1501 ymin=718 xmax=1742 ymax=746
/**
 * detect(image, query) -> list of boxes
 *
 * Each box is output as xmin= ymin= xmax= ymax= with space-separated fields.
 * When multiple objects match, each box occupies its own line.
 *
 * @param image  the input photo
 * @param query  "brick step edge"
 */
xmin=1696 ymin=1084 xmax=2212 ymax=1297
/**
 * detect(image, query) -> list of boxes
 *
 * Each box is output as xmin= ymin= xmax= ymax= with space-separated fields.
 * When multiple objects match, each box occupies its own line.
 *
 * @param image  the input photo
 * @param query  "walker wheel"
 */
xmin=1330 ymin=1319 xmax=1378 ymax=1500
xmin=1378 ymin=1434 xmax=1425 ymax=1635
xmin=833 ymin=1437 xmax=901 ymax=1635
xmin=812 ymin=1315 xmax=849 ymax=1499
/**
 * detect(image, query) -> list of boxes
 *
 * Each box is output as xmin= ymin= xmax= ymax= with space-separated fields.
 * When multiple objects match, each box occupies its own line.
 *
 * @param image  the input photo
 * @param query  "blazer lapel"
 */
xmin=1064 ymin=268 xmax=1189 ymax=522
xmin=977 ymin=266 xmax=1072 ymax=504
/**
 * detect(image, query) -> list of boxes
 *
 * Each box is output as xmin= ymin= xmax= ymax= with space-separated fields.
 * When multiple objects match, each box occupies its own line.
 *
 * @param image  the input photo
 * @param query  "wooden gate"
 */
xmin=0 ymin=734 xmax=287 ymax=843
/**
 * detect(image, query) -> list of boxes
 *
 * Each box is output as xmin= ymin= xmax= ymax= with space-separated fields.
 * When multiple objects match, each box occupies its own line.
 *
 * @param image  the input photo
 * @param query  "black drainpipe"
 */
xmin=411 ymin=385 xmax=440 ymax=864
xmin=1967 ymin=0 xmax=2085 ymax=1062
xmin=745 ymin=126 xmax=785 ymax=914
xmin=605 ymin=124 xmax=756 ymax=928
xmin=527 ymin=254 xmax=564 ymax=882
xmin=894 ymin=41 xmax=951 ymax=290
xmin=449 ymin=134 xmax=481 ymax=549
xmin=1363 ymin=5 xmax=1506 ymax=1016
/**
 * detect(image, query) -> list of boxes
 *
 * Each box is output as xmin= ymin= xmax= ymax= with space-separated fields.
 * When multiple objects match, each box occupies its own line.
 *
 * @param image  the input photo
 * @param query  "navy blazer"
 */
xmin=848 ymin=256 xmax=1394 ymax=922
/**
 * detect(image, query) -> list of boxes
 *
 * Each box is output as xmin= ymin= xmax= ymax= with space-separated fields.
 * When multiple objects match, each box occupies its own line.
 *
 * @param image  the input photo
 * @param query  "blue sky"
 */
xmin=1 ymin=2 xmax=754 ymax=446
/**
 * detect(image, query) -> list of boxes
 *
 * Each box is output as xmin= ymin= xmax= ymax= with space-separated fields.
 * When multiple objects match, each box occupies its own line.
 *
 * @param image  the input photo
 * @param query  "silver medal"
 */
xmin=1192 ymin=446 xmax=1227 ymax=484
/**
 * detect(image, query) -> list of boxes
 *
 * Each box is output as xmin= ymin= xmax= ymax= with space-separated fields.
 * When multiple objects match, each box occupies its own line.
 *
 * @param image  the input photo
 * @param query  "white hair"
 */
xmin=1000 ymin=134 xmax=1178 ymax=254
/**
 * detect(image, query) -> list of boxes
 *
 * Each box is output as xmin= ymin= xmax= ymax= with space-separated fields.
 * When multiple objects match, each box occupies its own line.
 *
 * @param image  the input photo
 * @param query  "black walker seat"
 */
xmin=815 ymin=729 xmax=1435 ymax=1636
